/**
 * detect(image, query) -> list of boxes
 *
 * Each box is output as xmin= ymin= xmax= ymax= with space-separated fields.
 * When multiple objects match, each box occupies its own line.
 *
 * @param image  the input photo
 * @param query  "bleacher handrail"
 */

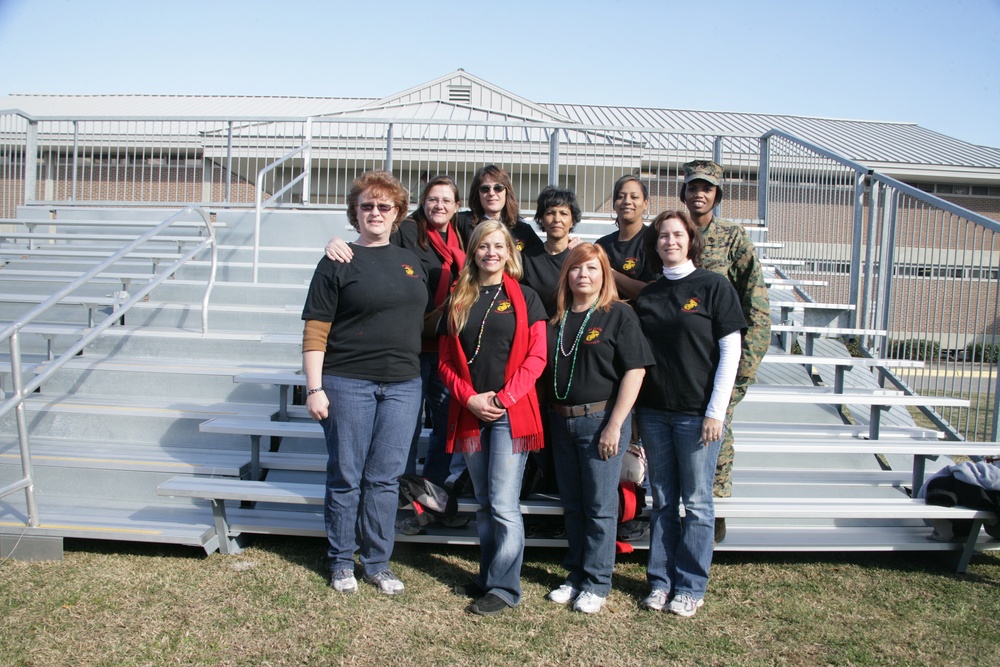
xmin=253 ymin=141 xmax=311 ymax=283
xmin=0 ymin=205 xmax=218 ymax=527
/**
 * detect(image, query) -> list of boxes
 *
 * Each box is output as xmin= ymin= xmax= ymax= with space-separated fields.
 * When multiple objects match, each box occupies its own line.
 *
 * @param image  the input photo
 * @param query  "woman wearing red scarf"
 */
xmin=438 ymin=220 xmax=548 ymax=616
xmin=393 ymin=176 xmax=467 ymax=491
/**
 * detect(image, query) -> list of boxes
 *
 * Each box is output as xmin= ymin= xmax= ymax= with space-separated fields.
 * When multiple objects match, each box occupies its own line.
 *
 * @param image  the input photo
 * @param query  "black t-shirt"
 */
xmin=546 ymin=301 xmax=654 ymax=406
xmin=520 ymin=244 xmax=569 ymax=317
xmin=634 ymin=269 xmax=746 ymax=415
xmin=456 ymin=210 xmax=543 ymax=254
xmin=302 ymin=244 xmax=428 ymax=382
xmin=596 ymin=227 xmax=658 ymax=283
xmin=391 ymin=218 xmax=458 ymax=309
xmin=452 ymin=283 xmax=548 ymax=393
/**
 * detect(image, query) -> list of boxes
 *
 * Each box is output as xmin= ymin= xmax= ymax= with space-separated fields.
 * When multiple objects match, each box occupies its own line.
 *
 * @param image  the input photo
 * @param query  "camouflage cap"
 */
xmin=682 ymin=160 xmax=723 ymax=186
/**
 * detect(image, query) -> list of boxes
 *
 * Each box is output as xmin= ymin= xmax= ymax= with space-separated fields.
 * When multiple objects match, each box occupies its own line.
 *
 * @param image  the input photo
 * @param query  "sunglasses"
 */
xmin=478 ymin=184 xmax=506 ymax=194
xmin=358 ymin=203 xmax=395 ymax=213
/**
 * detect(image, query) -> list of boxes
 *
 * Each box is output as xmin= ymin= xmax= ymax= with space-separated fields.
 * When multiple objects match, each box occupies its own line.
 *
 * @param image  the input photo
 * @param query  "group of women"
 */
xmin=303 ymin=165 xmax=748 ymax=618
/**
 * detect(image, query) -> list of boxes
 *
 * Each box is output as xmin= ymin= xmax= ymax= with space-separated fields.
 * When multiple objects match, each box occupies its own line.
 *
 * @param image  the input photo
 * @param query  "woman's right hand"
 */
xmin=325 ymin=237 xmax=353 ymax=262
xmin=467 ymin=391 xmax=505 ymax=422
xmin=306 ymin=390 xmax=329 ymax=421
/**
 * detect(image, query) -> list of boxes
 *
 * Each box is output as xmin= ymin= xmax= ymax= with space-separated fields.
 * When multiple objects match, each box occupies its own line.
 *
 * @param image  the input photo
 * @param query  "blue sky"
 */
xmin=2 ymin=0 xmax=998 ymax=148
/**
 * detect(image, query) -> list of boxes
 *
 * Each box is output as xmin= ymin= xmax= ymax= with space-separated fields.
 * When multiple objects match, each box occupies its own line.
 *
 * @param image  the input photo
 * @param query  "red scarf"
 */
xmin=426 ymin=225 xmax=465 ymax=309
xmin=444 ymin=273 xmax=544 ymax=454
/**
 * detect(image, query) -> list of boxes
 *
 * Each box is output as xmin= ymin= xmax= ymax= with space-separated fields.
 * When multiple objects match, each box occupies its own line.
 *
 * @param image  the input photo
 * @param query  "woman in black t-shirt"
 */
xmin=323 ymin=176 xmax=468 ymax=495
xmin=455 ymin=165 xmax=542 ymax=254
xmin=634 ymin=210 xmax=746 ymax=618
xmin=520 ymin=185 xmax=581 ymax=317
xmin=544 ymin=243 xmax=652 ymax=615
xmin=438 ymin=220 xmax=547 ymax=617
xmin=302 ymin=171 xmax=427 ymax=598
xmin=595 ymin=174 xmax=657 ymax=302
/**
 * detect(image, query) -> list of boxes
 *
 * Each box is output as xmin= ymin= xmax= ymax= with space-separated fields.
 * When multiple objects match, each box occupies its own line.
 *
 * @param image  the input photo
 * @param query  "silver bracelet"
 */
xmin=307 ymin=387 xmax=324 ymax=396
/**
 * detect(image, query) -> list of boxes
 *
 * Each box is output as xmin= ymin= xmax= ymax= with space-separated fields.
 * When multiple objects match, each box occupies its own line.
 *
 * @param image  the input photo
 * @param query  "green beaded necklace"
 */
xmin=553 ymin=300 xmax=598 ymax=401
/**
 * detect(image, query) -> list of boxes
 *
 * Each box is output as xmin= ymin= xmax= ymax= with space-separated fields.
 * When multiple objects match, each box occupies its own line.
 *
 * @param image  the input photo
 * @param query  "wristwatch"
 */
xmin=307 ymin=387 xmax=325 ymax=396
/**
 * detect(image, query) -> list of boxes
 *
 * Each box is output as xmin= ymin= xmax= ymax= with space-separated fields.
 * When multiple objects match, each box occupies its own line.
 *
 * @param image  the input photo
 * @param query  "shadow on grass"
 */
xmin=62 ymin=533 xmax=1000 ymax=594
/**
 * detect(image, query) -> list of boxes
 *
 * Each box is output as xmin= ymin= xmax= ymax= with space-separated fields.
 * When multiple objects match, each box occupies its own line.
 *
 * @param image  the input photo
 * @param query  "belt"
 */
xmin=550 ymin=400 xmax=608 ymax=417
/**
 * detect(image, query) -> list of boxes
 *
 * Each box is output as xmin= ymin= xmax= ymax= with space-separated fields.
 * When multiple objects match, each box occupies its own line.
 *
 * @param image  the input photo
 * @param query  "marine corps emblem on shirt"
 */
xmin=584 ymin=327 xmax=602 ymax=344
xmin=682 ymin=297 xmax=701 ymax=313
xmin=516 ymin=240 xmax=525 ymax=252
xmin=401 ymin=264 xmax=419 ymax=278
xmin=496 ymin=300 xmax=512 ymax=313
xmin=622 ymin=258 xmax=637 ymax=272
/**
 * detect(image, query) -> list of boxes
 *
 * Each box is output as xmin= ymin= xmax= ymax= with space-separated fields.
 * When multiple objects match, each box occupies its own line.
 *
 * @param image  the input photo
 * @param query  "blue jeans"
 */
xmin=549 ymin=408 xmax=629 ymax=597
xmin=406 ymin=351 xmax=461 ymax=486
xmin=320 ymin=374 xmax=422 ymax=577
xmin=636 ymin=407 xmax=723 ymax=600
xmin=462 ymin=414 xmax=528 ymax=607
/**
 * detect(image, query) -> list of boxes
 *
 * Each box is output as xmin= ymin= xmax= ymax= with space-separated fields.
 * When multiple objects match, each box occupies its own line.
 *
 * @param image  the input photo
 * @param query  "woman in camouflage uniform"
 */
xmin=680 ymin=160 xmax=771 ymax=543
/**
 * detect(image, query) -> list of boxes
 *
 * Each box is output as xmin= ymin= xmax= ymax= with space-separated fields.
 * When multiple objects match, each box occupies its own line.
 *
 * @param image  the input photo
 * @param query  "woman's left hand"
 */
xmin=702 ymin=417 xmax=723 ymax=445
xmin=597 ymin=423 xmax=621 ymax=461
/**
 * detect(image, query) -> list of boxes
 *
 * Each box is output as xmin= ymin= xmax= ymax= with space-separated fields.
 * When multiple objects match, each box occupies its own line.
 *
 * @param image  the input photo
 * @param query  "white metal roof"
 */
xmin=3 ymin=70 xmax=1000 ymax=173
xmin=542 ymin=104 xmax=1000 ymax=170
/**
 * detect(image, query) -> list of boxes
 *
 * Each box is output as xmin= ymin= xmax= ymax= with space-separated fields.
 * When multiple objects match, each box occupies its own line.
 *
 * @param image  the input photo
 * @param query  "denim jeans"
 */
xmin=406 ymin=351 xmax=462 ymax=486
xmin=636 ymin=406 xmax=723 ymax=599
xmin=549 ymin=408 xmax=629 ymax=597
xmin=320 ymin=374 xmax=422 ymax=577
xmin=462 ymin=413 xmax=528 ymax=607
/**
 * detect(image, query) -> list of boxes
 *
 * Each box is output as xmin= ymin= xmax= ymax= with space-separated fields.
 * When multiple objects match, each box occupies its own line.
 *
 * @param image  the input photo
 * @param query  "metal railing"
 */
xmin=761 ymin=129 xmax=1000 ymax=440
xmin=4 ymin=110 xmax=999 ymax=439
xmin=0 ymin=206 xmax=218 ymax=526
xmin=253 ymin=141 xmax=310 ymax=283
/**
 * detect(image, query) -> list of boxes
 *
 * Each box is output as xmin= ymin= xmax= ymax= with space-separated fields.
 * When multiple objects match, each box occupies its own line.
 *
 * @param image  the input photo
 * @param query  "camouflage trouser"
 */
xmin=713 ymin=382 xmax=749 ymax=499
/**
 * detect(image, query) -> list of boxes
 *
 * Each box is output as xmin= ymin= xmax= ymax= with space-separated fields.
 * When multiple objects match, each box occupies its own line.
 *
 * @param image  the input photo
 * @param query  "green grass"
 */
xmin=2 ymin=537 xmax=999 ymax=666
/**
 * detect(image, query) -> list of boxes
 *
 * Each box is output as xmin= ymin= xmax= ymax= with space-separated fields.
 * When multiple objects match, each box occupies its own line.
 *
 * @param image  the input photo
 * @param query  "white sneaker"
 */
xmin=546 ymin=583 xmax=580 ymax=605
xmin=364 ymin=569 xmax=405 ymax=595
xmin=331 ymin=569 xmax=357 ymax=594
xmin=641 ymin=588 xmax=669 ymax=611
xmin=668 ymin=594 xmax=704 ymax=617
xmin=572 ymin=591 xmax=606 ymax=614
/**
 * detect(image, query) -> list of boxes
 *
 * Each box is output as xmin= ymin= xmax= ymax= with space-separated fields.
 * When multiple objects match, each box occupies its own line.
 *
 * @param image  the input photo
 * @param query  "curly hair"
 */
xmin=345 ymin=171 xmax=410 ymax=233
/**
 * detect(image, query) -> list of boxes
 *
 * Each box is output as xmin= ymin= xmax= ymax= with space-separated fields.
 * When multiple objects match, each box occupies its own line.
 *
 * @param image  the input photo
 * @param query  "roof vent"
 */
xmin=448 ymin=85 xmax=472 ymax=104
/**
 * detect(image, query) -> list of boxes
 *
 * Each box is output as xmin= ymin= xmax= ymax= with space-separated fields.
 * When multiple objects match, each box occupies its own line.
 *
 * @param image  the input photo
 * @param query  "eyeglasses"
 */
xmin=426 ymin=197 xmax=455 ymax=206
xmin=358 ymin=203 xmax=395 ymax=213
xmin=478 ymin=184 xmax=506 ymax=194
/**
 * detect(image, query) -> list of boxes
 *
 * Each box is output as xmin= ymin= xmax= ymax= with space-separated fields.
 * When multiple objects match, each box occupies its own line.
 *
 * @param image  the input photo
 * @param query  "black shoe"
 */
xmin=452 ymin=581 xmax=485 ymax=598
xmin=470 ymin=593 xmax=511 ymax=616
xmin=617 ymin=519 xmax=647 ymax=542
xmin=714 ymin=517 xmax=727 ymax=544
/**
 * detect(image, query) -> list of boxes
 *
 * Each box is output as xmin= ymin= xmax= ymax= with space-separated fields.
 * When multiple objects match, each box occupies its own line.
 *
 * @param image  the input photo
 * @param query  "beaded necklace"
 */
xmin=466 ymin=283 xmax=504 ymax=365
xmin=553 ymin=300 xmax=598 ymax=401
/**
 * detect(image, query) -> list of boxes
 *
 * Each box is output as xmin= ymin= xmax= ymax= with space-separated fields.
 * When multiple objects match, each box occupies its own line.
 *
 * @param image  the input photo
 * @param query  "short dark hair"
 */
xmin=643 ymin=209 xmax=704 ymax=272
xmin=533 ymin=186 xmax=581 ymax=231
xmin=345 ymin=171 xmax=410 ymax=233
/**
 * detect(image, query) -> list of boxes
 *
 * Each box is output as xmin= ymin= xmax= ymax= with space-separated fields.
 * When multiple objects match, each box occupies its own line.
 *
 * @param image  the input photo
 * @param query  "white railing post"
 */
xmin=7 ymin=331 xmax=39 ymax=527
xmin=385 ymin=123 xmax=394 ymax=172
xmin=302 ymin=118 xmax=313 ymax=205
xmin=225 ymin=121 xmax=234 ymax=204
xmin=757 ymin=135 xmax=770 ymax=223
xmin=24 ymin=120 xmax=38 ymax=204
xmin=548 ymin=129 xmax=560 ymax=186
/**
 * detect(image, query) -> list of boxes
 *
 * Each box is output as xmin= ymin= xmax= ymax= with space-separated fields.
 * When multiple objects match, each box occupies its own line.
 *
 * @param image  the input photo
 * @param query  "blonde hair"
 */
xmin=447 ymin=220 xmax=522 ymax=335
xmin=550 ymin=243 xmax=620 ymax=325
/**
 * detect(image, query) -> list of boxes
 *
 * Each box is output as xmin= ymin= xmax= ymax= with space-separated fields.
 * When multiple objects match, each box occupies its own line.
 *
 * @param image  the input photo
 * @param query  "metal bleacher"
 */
xmin=0 ymin=207 xmax=997 ymax=570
